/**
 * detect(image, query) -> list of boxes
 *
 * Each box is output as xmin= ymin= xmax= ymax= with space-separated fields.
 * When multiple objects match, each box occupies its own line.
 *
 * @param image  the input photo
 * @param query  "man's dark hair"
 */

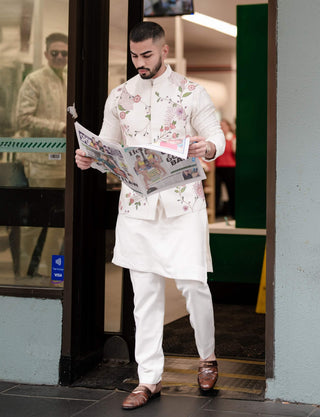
xmin=129 ymin=21 xmax=165 ymax=43
xmin=45 ymin=33 xmax=68 ymax=50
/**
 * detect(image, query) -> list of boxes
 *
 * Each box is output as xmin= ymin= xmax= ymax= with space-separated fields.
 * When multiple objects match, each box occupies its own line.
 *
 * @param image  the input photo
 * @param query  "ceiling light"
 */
xmin=182 ymin=12 xmax=237 ymax=38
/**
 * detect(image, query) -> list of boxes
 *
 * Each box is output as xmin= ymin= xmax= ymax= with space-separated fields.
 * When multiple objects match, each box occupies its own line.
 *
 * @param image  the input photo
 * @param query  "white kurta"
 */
xmin=113 ymin=202 xmax=213 ymax=282
xmin=99 ymin=66 xmax=225 ymax=282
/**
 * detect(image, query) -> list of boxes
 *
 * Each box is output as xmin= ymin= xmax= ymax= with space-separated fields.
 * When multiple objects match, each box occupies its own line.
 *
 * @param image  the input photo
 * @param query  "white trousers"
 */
xmin=130 ymin=270 xmax=215 ymax=384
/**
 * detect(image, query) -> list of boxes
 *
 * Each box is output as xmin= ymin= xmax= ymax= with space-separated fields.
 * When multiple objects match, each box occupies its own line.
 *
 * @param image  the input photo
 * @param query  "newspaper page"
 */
xmin=75 ymin=122 xmax=206 ymax=196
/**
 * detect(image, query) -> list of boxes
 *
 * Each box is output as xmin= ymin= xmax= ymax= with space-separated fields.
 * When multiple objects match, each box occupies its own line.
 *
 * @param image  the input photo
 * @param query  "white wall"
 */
xmin=186 ymin=48 xmax=236 ymax=124
xmin=0 ymin=297 xmax=62 ymax=384
xmin=266 ymin=0 xmax=320 ymax=404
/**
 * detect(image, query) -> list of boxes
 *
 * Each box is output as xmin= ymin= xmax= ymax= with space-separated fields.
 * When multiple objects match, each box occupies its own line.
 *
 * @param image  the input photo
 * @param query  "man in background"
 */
xmin=15 ymin=32 xmax=67 ymax=278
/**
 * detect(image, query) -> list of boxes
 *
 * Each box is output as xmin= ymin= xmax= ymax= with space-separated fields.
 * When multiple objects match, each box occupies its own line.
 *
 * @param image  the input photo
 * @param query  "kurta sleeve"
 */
xmin=191 ymin=86 xmax=225 ymax=160
xmin=99 ymin=88 xmax=123 ymax=144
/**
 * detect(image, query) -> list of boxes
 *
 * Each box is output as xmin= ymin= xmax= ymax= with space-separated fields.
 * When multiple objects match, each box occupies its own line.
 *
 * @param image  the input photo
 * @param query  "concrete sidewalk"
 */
xmin=1 ymin=380 xmax=320 ymax=417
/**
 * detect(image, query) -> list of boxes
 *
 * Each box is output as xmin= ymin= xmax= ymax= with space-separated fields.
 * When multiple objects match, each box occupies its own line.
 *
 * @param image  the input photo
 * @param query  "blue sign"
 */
xmin=51 ymin=255 xmax=64 ymax=283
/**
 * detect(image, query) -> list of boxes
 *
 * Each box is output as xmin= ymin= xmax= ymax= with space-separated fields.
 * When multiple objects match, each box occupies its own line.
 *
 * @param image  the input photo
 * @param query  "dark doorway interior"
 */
xmin=163 ymin=304 xmax=265 ymax=360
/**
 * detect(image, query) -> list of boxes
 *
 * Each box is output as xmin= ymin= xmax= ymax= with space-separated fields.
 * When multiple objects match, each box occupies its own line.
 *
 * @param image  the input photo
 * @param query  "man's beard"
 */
xmin=138 ymin=57 xmax=162 ymax=79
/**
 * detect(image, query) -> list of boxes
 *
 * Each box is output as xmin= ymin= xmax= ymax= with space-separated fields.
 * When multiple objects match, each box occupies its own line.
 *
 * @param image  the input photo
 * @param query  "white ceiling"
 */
xmin=148 ymin=0 xmax=268 ymax=52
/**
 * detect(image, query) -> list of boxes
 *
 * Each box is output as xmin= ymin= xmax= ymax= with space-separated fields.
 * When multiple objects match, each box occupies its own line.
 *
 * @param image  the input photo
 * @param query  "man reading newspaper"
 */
xmin=74 ymin=121 xmax=206 ymax=196
xmin=75 ymin=21 xmax=225 ymax=411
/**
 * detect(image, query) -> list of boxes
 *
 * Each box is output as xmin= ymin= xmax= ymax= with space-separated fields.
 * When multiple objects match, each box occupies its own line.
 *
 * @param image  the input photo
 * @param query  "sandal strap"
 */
xmin=199 ymin=360 xmax=218 ymax=367
xmin=132 ymin=385 xmax=152 ymax=398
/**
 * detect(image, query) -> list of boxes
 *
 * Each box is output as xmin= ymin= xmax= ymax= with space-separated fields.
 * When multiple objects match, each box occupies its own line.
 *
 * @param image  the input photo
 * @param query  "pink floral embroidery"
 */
xmin=163 ymin=107 xmax=177 ymax=127
xmin=174 ymin=183 xmax=205 ymax=212
xmin=168 ymin=72 xmax=188 ymax=89
xmin=116 ymin=84 xmax=151 ymax=139
xmin=118 ymin=87 xmax=134 ymax=110
xmin=176 ymin=105 xmax=186 ymax=120
xmin=114 ymin=69 xmax=207 ymax=216
xmin=193 ymin=181 xmax=205 ymax=199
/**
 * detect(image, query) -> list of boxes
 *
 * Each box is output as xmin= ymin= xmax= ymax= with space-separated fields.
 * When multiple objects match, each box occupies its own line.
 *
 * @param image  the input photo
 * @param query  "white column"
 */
xmin=32 ymin=0 xmax=43 ymax=70
xmin=175 ymin=16 xmax=186 ymax=75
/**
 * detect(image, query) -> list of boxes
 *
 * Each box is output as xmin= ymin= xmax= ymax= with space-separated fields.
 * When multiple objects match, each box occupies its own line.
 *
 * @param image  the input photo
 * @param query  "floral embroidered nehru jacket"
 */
xmin=99 ymin=65 xmax=225 ymax=220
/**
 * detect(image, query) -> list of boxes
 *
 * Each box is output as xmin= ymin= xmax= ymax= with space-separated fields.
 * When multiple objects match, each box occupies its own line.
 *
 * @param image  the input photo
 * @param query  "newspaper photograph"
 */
xmin=74 ymin=122 xmax=206 ymax=196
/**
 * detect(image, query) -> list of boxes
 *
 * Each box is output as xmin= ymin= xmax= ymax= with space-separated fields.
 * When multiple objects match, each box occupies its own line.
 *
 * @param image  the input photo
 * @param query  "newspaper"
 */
xmin=75 ymin=121 xmax=206 ymax=196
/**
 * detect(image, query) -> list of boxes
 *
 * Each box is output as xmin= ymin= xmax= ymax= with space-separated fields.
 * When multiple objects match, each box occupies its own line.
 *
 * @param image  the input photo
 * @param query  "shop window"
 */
xmin=0 ymin=0 xmax=68 ymax=289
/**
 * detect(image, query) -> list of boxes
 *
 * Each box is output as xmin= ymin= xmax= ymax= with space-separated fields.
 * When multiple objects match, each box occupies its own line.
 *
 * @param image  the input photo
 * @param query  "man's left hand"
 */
xmin=188 ymin=136 xmax=216 ymax=159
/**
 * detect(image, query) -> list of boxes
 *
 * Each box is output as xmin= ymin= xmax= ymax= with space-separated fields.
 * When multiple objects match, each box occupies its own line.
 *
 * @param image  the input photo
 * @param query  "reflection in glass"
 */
xmin=0 ymin=0 xmax=69 ymax=188
xmin=104 ymin=1 xmax=128 ymax=332
xmin=15 ymin=32 xmax=68 ymax=188
xmin=0 ymin=226 xmax=64 ymax=287
xmin=106 ymin=0 xmax=128 ymax=191
xmin=0 ymin=0 xmax=68 ymax=288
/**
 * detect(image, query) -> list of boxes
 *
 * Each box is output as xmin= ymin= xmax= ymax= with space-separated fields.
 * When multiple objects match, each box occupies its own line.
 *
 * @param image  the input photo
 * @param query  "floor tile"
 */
xmin=0 ymin=382 xmax=318 ymax=417
xmin=0 ymin=381 xmax=18 ymax=393
xmin=192 ymin=412 xmax=306 ymax=417
xmin=191 ymin=411 xmax=263 ymax=417
xmin=202 ymin=398 xmax=315 ymax=416
xmin=308 ymin=408 xmax=320 ymax=416
xmin=74 ymin=391 xmax=209 ymax=417
xmin=5 ymin=384 xmax=110 ymax=401
xmin=0 ymin=395 xmax=93 ymax=417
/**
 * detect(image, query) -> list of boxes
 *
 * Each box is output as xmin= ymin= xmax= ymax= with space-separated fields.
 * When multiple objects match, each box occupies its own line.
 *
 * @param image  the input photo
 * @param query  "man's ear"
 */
xmin=162 ymin=44 xmax=169 ymax=59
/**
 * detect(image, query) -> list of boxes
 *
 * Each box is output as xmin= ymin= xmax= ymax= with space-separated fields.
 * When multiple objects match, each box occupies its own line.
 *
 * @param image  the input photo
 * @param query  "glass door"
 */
xmin=0 ymin=0 xmax=69 ymax=290
xmin=103 ymin=0 xmax=128 ymax=334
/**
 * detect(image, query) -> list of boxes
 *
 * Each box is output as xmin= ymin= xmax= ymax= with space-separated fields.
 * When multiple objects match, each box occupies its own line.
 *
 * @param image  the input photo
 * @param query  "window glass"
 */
xmin=104 ymin=0 xmax=128 ymax=332
xmin=0 ymin=0 xmax=68 ymax=188
xmin=0 ymin=0 xmax=68 ymax=287
xmin=106 ymin=0 xmax=127 ymax=192
xmin=0 ymin=226 xmax=64 ymax=287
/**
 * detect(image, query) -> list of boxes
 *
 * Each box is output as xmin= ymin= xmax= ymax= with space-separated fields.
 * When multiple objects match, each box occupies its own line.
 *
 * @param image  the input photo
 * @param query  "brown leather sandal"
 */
xmin=122 ymin=384 xmax=161 ymax=410
xmin=198 ymin=360 xmax=218 ymax=391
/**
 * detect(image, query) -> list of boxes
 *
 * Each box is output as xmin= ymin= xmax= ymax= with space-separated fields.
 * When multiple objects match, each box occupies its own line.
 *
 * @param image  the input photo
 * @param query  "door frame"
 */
xmin=60 ymin=0 xmax=110 ymax=384
xmin=60 ymin=0 xmax=277 ymax=384
xmin=266 ymin=0 xmax=277 ymax=380
xmin=60 ymin=0 xmax=144 ymax=385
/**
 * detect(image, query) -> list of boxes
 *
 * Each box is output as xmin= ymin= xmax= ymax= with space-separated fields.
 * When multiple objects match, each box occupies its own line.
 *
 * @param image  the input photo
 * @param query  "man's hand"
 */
xmin=187 ymin=136 xmax=216 ymax=159
xmin=75 ymin=149 xmax=94 ymax=170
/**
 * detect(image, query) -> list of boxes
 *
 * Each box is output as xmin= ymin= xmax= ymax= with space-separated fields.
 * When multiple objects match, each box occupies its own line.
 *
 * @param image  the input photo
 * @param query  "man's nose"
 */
xmin=136 ymin=56 xmax=146 ymax=67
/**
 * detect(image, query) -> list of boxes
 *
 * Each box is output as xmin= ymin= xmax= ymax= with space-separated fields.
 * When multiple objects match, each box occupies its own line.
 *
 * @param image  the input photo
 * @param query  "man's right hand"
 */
xmin=75 ymin=149 xmax=94 ymax=170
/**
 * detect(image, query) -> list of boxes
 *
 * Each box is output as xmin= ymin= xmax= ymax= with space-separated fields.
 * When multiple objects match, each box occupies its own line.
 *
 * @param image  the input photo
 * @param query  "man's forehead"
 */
xmin=130 ymin=38 xmax=164 ymax=54
xmin=48 ymin=41 xmax=68 ymax=50
xmin=130 ymin=39 xmax=153 ymax=50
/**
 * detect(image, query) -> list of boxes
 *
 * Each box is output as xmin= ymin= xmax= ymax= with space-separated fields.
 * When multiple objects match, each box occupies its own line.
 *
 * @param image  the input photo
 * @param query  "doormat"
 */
xmin=163 ymin=304 xmax=265 ymax=360
xmin=73 ymin=356 xmax=265 ymax=401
